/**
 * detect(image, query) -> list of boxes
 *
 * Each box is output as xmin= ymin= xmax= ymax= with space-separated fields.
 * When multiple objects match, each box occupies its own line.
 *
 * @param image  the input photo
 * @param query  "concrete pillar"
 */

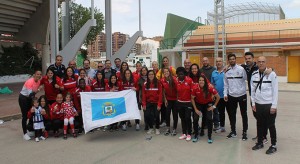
xmin=42 ymin=44 xmax=50 ymax=74
xmin=105 ymin=0 xmax=112 ymax=60
xmin=50 ymin=0 xmax=59 ymax=63
xmin=182 ymin=51 xmax=186 ymax=67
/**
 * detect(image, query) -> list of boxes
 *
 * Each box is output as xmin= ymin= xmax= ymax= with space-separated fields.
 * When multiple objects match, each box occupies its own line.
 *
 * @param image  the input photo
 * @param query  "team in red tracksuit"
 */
xmin=142 ymin=70 xmax=162 ymax=133
xmin=40 ymin=69 xmax=63 ymax=105
xmin=73 ymin=79 xmax=92 ymax=133
xmin=161 ymin=73 xmax=178 ymax=135
xmin=176 ymin=68 xmax=193 ymax=140
xmin=50 ymin=93 xmax=64 ymax=137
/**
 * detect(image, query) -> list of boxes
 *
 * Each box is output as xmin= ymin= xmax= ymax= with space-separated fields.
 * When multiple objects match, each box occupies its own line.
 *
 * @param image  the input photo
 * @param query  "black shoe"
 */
xmin=200 ymin=130 xmax=205 ymax=137
xmin=252 ymin=143 xmax=264 ymax=150
xmin=164 ymin=129 xmax=170 ymax=136
xmin=242 ymin=132 xmax=248 ymax=141
xmin=266 ymin=145 xmax=277 ymax=155
xmin=226 ymin=131 xmax=237 ymax=139
xmin=127 ymin=121 xmax=132 ymax=127
xmin=63 ymin=134 xmax=67 ymax=140
xmin=78 ymin=128 xmax=83 ymax=135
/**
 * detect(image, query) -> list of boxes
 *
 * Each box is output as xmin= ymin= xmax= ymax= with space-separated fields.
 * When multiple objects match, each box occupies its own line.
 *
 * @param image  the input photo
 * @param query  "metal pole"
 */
xmin=214 ymin=0 xmax=219 ymax=66
xmin=91 ymin=0 xmax=94 ymax=19
xmin=139 ymin=0 xmax=141 ymax=32
xmin=105 ymin=0 xmax=112 ymax=60
xmin=50 ymin=0 xmax=58 ymax=63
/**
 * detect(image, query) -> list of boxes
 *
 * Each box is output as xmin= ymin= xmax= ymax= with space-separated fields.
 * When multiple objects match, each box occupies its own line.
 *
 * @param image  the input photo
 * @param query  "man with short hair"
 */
xmin=152 ymin=61 xmax=159 ymax=75
xmin=184 ymin=59 xmax=192 ymax=73
xmin=101 ymin=60 xmax=117 ymax=79
xmin=48 ymin=55 xmax=66 ymax=78
xmin=83 ymin=59 xmax=96 ymax=79
xmin=200 ymin=57 xmax=216 ymax=82
xmin=224 ymin=53 xmax=248 ymax=140
xmin=98 ymin=62 xmax=104 ymax=72
xmin=113 ymin=58 xmax=121 ymax=71
xmin=211 ymin=57 xmax=226 ymax=133
xmin=68 ymin=60 xmax=79 ymax=75
xmin=251 ymin=56 xmax=278 ymax=155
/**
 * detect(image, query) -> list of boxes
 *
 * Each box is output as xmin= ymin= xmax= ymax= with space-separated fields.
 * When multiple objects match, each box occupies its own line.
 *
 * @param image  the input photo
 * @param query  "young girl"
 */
xmin=30 ymin=97 xmax=45 ymax=142
xmin=39 ymin=95 xmax=51 ymax=138
xmin=78 ymin=69 xmax=92 ymax=86
xmin=191 ymin=75 xmax=220 ymax=144
xmin=62 ymin=67 xmax=78 ymax=96
xmin=138 ymin=67 xmax=148 ymax=130
xmin=142 ymin=70 xmax=163 ymax=135
xmin=50 ymin=93 xmax=64 ymax=137
xmin=61 ymin=93 xmax=78 ymax=139
xmin=116 ymin=62 xmax=129 ymax=82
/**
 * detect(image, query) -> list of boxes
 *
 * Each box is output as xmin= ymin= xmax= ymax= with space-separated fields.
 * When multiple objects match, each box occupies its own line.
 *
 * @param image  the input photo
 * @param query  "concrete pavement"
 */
xmin=0 ymin=91 xmax=299 ymax=164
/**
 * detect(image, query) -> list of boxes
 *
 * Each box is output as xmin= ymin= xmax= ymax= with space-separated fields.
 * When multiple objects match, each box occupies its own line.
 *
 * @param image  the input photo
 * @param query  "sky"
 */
xmin=75 ymin=0 xmax=300 ymax=38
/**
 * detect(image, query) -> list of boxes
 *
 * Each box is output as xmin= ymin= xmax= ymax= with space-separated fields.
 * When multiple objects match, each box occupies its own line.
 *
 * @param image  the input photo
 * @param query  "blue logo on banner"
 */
xmin=91 ymin=97 xmax=126 ymax=121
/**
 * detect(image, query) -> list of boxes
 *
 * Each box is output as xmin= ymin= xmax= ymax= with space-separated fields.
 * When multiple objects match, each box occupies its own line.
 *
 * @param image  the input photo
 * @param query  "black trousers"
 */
xmin=255 ymin=103 xmax=277 ymax=145
xmin=227 ymin=94 xmax=248 ymax=133
xmin=194 ymin=103 xmax=214 ymax=138
xmin=35 ymin=129 xmax=42 ymax=138
xmin=144 ymin=103 xmax=160 ymax=129
xmin=18 ymin=94 xmax=32 ymax=134
xmin=160 ymin=103 xmax=166 ymax=123
xmin=177 ymin=101 xmax=192 ymax=135
xmin=217 ymin=98 xmax=227 ymax=127
xmin=52 ymin=119 xmax=63 ymax=132
xmin=165 ymin=100 xmax=178 ymax=130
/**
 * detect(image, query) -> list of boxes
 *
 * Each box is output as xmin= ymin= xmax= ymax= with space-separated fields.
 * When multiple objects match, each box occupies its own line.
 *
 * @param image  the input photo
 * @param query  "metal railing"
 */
xmin=183 ymin=28 xmax=300 ymax=47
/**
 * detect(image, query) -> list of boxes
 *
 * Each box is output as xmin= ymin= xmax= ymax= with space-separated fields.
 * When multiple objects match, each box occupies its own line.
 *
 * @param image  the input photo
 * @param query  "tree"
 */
xmin=69 ymin=2 xmax=104 ymax=46
xmin=0 ymin=42 xmax=41 ymax=76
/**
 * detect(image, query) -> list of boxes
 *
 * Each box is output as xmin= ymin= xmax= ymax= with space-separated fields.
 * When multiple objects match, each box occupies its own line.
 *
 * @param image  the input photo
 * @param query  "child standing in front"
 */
xmin=30 ymin=97 xmax=45 ymax=142
xmin=61 ymin=92 xmax=78 ymax=139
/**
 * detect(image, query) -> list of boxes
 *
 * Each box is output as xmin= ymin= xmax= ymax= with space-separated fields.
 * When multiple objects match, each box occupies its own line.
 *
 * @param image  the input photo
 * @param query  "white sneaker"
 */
xmin=135 ymin=124 xmax=140 ymax=131
xmin=23 ymin=133 xmax=31 ymax=141
xmin=155 ymin=129 xmax=160 ymax=135
xmin=35 ymin=137 xmax=39 ymax=142
xmin=147 ymin=129 xmax=154 ymax=134
xmin=159 ymin=122 xmax=166 ymax=128
xmin=122 ymin=124 xmax=127 ymax=131
xmin=40 ymin=136 xmax=46 ymax=140
xmin=186 ymin=135 xmax=192 ymax=141
xmin=179 ymin=134 xmax=187 ymax=140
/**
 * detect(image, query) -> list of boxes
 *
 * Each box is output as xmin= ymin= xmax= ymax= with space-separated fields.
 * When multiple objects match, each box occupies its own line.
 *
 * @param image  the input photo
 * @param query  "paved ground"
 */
xmin=0 ymin=83 xmax=299 ymax=164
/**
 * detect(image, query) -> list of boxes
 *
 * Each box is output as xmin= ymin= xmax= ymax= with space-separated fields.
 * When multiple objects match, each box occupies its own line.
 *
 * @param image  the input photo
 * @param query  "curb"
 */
xmin=0 ymin=114 xmax=21 ymax=122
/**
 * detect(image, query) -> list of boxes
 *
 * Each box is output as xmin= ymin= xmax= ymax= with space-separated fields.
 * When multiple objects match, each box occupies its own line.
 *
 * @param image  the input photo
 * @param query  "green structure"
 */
xmin=158 ymin=13 xmax=203 ymax=67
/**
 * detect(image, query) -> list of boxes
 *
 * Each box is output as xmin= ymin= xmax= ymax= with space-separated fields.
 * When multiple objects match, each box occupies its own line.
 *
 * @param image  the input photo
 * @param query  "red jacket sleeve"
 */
xmin=27 ymin=109 xmax=33 ymax=119
xmin=105 ymin=83 xmax=110 ymax=91
xmin=142 ymin=83 xmax=146 ymax=108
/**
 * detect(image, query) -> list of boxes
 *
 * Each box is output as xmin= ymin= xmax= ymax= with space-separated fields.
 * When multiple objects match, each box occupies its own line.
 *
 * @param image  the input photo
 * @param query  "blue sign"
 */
xmin=91 ymin=97 xmax=126 ymax=121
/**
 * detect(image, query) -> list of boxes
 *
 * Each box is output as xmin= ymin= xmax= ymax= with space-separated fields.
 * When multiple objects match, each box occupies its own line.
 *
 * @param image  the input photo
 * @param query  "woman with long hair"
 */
xmin=91 ymin=71 xmax=107 ymax=92
xmin=38 ymin=95 xmax=52 ymax=138
xmin=137 ymin=66 xmax=148 ymax=130
xmin=40 ymin=68 xmax=63 ymax=105
xmin=191 ymin=75 xmax=220 ymax=143
xmin=78 ymin=69 xmax=92 ymax=86
xmin=142 ymin=70 xmax=162 ymax=135
xmin=119 ymin=69 xmax=139 ymax=131
xmin=62 ymin=67 xmax=78 ymax=96
xmin=160 ymin=67 xmax=178 ymax=136
xmin=105 ymin=75 xmax=121 ymax=131
xmin=116 ymin=62 xmax=129 ymax=82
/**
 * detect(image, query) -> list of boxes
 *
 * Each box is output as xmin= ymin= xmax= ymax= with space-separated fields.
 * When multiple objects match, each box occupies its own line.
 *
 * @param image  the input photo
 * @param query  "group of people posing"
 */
xmin=18 ymin=52 xmax=278 ymax=155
